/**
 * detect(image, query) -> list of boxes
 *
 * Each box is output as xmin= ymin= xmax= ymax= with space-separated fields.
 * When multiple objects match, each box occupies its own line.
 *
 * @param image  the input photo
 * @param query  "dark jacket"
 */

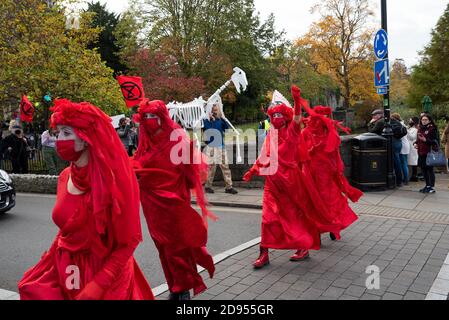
xmin=2 ymin=133 xmax=29 ymax=159
xmin=368 ymin=119 xmax=385 ymax=135
xmin=416 ymin=123 xmax=438 ymax=156
xmin=203 ymin=117 xmax=229 ymax=148
xmin=116 ymin=125 xmax=130 ymax=148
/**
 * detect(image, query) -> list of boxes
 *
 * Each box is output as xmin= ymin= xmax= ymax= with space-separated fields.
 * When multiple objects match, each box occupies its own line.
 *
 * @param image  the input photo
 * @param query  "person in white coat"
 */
xmin=400 ymin=124 xmax=410 ymax=185
xmin=407 ymin=117 xmax=420 ymax=182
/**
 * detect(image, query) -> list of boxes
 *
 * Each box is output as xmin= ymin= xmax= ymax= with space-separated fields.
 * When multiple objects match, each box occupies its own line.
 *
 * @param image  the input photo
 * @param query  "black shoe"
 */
xmin=225 ymin=187 xmax=238 ymax=194
xmin=178 ymin=291 xmax=191 ymax=300
xmin=330 ymin=233 xmax=337 ymax=241
xmin=168 ymin=292 xmax=179 ymax=300
xmin=205 ymin=187 xmax=215 ymax=194
xmin=419 ymin=186 xmax=430 ymax=193
xmin=427 ymin=187 xmax=436 ymax=194
xmin=168 ymin=291 xmax=190 ymax=300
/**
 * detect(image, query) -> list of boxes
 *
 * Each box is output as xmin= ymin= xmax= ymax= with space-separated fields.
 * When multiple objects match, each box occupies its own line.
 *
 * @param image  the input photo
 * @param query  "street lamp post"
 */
xmin=380 ymin=0 xmax=396 ymax=189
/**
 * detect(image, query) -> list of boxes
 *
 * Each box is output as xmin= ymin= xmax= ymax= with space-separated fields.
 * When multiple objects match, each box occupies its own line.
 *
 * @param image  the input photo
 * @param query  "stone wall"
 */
xmin=10 ymin=174 xmax=58 ymax=194
xmin=210 ymin=136 xmax=356 ymax=188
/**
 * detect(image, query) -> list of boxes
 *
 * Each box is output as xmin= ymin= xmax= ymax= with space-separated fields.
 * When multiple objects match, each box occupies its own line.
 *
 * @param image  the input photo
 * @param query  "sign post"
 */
xmin=375 ymin=0 xmax=396 ymax=189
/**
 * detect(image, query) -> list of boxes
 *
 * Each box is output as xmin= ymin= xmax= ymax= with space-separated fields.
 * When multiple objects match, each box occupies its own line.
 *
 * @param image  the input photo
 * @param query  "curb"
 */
xmin=192 ymin=200 xmax=262 ymax=210
xmin=153 ymin=237 xmax=261 ymax=297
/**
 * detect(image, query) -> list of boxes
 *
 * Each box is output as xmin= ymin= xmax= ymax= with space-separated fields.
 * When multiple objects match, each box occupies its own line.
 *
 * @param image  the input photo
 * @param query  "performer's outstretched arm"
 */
xmin=291 ymin=85 xmax=302 ymax=124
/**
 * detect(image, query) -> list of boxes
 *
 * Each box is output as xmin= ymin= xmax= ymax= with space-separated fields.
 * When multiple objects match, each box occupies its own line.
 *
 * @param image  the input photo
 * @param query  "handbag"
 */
xmin=426 ymin=147 xmax=447 ymax=167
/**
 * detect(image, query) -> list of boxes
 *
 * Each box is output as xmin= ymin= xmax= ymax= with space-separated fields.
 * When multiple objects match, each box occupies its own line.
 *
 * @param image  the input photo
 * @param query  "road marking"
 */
xmin=192 ymin=205 xmax=260 ymax=214
xmin=153 ymin=237 xmax=261 ymax=297
xmin=0 ymin=237 xmax=262 ymax=300
xmin=0 ymin=289 xmax=19 ymax=300
xmin=16 ymin=193 xmax=56 ymax=199
xmin=426 ymin=252 xmax=449 ymax=300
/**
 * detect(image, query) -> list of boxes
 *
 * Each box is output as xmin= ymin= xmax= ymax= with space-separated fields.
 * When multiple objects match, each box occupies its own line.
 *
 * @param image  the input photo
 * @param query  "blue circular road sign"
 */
xmin=374 ymin=29 xmax=388 ymax=60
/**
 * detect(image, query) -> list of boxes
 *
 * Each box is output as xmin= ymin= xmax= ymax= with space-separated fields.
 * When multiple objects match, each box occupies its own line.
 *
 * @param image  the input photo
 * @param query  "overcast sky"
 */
xmin=97 ymin=0 xmax=448 ymax=68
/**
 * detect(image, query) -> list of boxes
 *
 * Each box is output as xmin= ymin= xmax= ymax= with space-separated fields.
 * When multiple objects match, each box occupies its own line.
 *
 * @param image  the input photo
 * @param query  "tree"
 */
xmin=301 ymin=0 xmax=377 ymax=108
xmin=129 ymin=0 xmax=287 ymax=120
xmin=270 ymin=42 xmax=339 ymax=107
xmin=128 ymin=49 xmax=206 ymax=102
xmin=85 ymin=1 xmax=127 ymax=74
xmin=0 ymin=0 xmax=126 ymax=127
xmin=390 ymin=58 xmax=411 ymax=108
xmin=408 ymin=3 xmax=449 ymax=110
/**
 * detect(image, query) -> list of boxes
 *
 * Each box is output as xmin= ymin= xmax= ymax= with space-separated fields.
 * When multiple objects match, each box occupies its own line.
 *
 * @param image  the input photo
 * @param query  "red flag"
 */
xmin=117 ymin=75 xmax=145 ymax=108
xmin=20 ymin=95 xmax=34 ymax=123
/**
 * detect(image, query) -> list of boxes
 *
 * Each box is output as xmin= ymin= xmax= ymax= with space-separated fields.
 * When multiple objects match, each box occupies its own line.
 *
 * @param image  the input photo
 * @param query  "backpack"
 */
xmin=391 ymin=120 xmax=407 ymax=139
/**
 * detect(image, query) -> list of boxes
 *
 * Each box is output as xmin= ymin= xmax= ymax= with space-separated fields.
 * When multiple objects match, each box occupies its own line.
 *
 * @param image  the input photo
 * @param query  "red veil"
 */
xmin=133 ymin=99 xmax=216 ymax=224
xmin=19 ymin=99 xmax=153 ymax=300
xmin=132 ymin=99 xmax=216 ymax=295
xmin=300 ymin=103 xmax=362 ymax=239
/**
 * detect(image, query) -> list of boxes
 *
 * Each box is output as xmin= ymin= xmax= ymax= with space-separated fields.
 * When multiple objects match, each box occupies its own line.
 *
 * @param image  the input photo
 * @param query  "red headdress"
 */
xmin=313 ymin=106 xmax=332 ymax=116
xmin=50 ymin=99 xmax=142 ymax=247
xmin=267 ymin=103 xmax=293 ymax=123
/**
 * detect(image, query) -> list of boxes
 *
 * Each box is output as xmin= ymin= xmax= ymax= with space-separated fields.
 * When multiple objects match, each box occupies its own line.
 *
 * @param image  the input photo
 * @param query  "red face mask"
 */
xmin=142 ymin=118 xmax=161 ymax=134
xmin=56 ymin=140 xmax=84 ymax=162
xmin=271 ymin=117 xmax=287 ymax=129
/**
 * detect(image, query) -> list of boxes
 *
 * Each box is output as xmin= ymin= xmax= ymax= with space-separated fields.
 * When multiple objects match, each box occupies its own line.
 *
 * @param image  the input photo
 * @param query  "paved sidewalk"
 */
xmin=201 ymin=173 xmax=449 ymax=215
xmin=170 ymin=173 xmax=449 ymax=300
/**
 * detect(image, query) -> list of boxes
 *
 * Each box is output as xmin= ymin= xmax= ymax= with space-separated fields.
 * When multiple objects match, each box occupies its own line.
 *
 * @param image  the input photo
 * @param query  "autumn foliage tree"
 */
xmin=0 ymin=0 xmax=126 ymax=126
xmin=299 ymin=0 xmax=378 ymax=109
xmin=118 ymin=0 xmax=286 ymax=121
xmin=128 ymin=49 xmax=205 ymax=102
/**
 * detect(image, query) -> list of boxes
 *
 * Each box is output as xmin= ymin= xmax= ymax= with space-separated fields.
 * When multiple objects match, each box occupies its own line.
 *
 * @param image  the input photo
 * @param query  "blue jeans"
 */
xmin=392 ymin=139 xmax=403 ymax=185
xmin=400 ymin=154 xmax=409 ymax=183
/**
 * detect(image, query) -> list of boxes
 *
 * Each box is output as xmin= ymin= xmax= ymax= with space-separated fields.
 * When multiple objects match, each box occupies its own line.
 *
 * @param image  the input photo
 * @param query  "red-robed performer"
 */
xmin=243 ymin=86 xmax=326 ymax=268
xmin=132 ymin=99 xmax=217 ymax=300
xmin=300 ymin=104 xmax=363 ymax=241
xmin=18 ymin=99 xmax=154 ymax=300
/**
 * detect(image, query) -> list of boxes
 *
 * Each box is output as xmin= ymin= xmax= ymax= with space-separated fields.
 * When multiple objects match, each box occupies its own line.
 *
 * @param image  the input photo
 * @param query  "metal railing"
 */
xmin=1 ymin=149 xmax=51 ymax=174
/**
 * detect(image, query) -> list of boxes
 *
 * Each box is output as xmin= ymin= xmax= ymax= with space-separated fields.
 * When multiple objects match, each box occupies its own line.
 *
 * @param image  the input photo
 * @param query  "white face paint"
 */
xmin=272 ymin=112 xmax=284 ymax=119
xmin=143 ymin=113 xmax=161 ymax=125
xmin=56 ymin=125 xmax=86 ymax=152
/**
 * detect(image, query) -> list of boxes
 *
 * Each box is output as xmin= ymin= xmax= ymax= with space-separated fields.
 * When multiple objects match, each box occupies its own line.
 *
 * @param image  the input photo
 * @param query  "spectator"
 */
xmin=24 ymin=123 xmax=37 ymax=160
xmin=116 ymin=117 xmax=132 ymax=156
xmin=368 ymin=109 xmax=385 ymax=135
xmin=441 ymin=116 xmax=449 ymax=173
xmin=391 ymin=113 xmax=409 ymax=185
xmin=203 ymin=104 xmax=238 ymax=194
xmin=387 ymin=113 xmax=406 ymax=187
xmin=1 ymin=125 xmax=30 ymax=173
xmin=41 ymin=128 xmax=67 ymax=175
xmin=128 ymin=122 xmax=138 ymax=156
xmin=415 ymin=114 xmax=438 ymax=194
xmin=258 ymin=104 xmax=271 ymax=149
xmin=407 ymin=117 xmax=420 ymax=182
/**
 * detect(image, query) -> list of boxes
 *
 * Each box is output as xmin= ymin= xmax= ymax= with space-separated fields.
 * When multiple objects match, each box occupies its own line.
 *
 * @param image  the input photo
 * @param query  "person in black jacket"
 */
xmin=415 ymin=115 xmax=439 ymax=193
xmin=368 ymin=109 xmax=385 ymax=135
xmin=2 ymin=125 xmax=30 ymax=173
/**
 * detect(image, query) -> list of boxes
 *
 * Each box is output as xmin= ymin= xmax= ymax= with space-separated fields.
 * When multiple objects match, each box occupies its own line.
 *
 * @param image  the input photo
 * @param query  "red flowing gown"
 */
xmin=135 ymin=132 xmax=215 ymax=296
xmin=18 ymin=168 xmax=154 ymax=300
xmin=249 ymin=121 xmax=321 ymax=250
xmin=301 ymin=115 xmax=362 ymax=239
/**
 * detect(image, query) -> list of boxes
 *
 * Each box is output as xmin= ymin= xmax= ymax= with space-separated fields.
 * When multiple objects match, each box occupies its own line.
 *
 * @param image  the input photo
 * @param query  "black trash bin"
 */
xmin=351 ymin=133 xmax=387 ymax=190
